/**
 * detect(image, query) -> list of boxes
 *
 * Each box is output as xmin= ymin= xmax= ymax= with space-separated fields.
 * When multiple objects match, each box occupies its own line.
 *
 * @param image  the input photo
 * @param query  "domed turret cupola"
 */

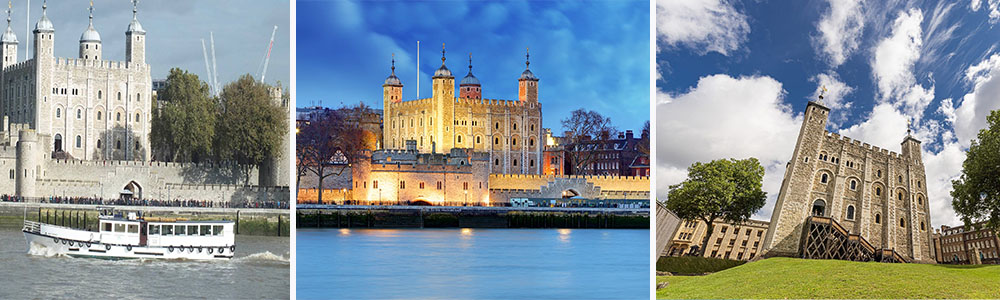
xmin=79 ymin=1 xmax=102 ymax=60
xmin=433 ymin=43 xmax=453 ymax=79
xmin=431 ymin=43 xmax=455 ymax=100
xmin=459 ymin=54 xmax=481 ymax=100
xmin=383 ymin=54 xmax=403 ymax=104
xmin=2 ymin=1 xmax=17 ymax=68
xmin=34 ymin=1 xmax=53 ymax=33
xmin=518 ymin=47 xmax=539 ymax=102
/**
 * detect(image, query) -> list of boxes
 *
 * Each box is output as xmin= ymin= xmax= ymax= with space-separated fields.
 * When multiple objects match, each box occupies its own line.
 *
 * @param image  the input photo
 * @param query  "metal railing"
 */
xmin=23 ymin=220 xmax=41 ymax=234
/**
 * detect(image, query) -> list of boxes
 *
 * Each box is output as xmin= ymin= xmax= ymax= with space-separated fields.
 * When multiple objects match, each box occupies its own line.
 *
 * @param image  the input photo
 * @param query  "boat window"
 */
xmin=102 ymin=222 xmax=112 ymax=232
xmin=163 ymin=225 xmax=173 ymax=236
xmin=213 ymin=225 xmax=223 ymax=236
xmin=127 ymin=224 xmax=138 ymax=234
xmin=200 ymin=225 xmax=211 ymax=236
xmin=188 ymin=225 xmax=198 ymax=236
xmin=175 ymin=225 xmax=186 ymax=235
xmin=149 ymin=224 xmax=160 ymax=235
xmin=114 ymin=223 xmax=126 ymax=233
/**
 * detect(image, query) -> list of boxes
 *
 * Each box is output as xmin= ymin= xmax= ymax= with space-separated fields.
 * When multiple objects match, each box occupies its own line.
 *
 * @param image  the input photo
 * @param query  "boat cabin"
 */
xmin=96 ymin=207 xmax=235 ymax=248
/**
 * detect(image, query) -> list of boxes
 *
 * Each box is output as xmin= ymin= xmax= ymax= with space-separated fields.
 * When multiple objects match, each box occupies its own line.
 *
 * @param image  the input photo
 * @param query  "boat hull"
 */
xmin=24 ymin=231 xmax=234 ymax=261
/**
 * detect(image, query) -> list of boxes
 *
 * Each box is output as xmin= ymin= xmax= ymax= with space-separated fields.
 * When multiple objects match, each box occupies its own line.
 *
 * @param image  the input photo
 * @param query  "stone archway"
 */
xmin=561 ymin=189 xmax=580 ymax=199
xmin=411 ymin=198 xmax=433 ymax=206
xmin=812 ymin=199 xmax=826 ymax=217
xmin=122 ymin=181 xmax=143 ymax=200
xmin=54 ymin=134 xmax=63 ymax=152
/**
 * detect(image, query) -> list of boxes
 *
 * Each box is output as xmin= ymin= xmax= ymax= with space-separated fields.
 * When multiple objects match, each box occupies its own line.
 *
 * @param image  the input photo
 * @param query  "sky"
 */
xmin=297 ymin=0 xmax=650 ymax=132
xmin=656 ymin=0 xmax=1000 ymax=229
xmin=2 ymin=0 xmax=289 ymax=88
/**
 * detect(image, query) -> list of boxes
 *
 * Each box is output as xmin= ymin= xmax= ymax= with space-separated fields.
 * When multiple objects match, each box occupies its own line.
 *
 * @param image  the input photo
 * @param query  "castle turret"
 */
xmin=383 ymin=54 xmax=402 ymax=149
xmin=431 ymin=43 xmax=455 ymax=153
xmin=125 ymin=0 xmax=145 ymax=66
xmin=79 ymin=1 xmax=102 ymax=61
xmin=1 ymin=1 xmax=17 ymax=69
xmin=901 ymin=120 xmax=922 ymax=164
xmin=459 ymin=54 xmax=481 ymax=99
xmin=16 ymin=130 xmax=39 ymax=197
xmin=518 ymin=48 xmax=539 ymax=102
xmin=33 ymin=0 xmax=54 ymax=133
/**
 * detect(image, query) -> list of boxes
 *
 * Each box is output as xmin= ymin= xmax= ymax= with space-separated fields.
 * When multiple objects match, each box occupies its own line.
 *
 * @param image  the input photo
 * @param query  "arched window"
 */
xmin=98 ymin=90 xmax=102 ymax=99
xmin=846 ymin=205 xmax=855 ymax=220
xmin=96 ymin=139 xmax=101 ymax=149
xmin=850 ymin=179 xmax=857 ymax=190
xmin=529 ymin=138 xmax=535 ymax=146
xmin=53 ymin=134 xmax=63 ymax=151
xmin=136 ymin=93 xmax=141 ymax=102
xmin=457 ymin=135 xmax=463 ymax=144
xmin=76 ymin=109 xmax=81 ymax=119
xmin=75 ymin=135 xmax=81 ymax=148
xmin=918 ymin=196 xmax=923 ymax=205
xmin=898 ymin=192 xmax=904 ymax=201
xmin=875 ymin=187 xmax=882 ymax=196
xmin=513 ymin=123 xmax=517 ymax=130
xmin=494 ymin=137 xmax=499 ymax=145
xmin=55 ymin=108 xmax=61 ymax=118
xmin=97 ymin=111 xmax=102 ymax=120
xmin=116 ymin=140 xmax=121 ymax=150
xmin=898 ymin=176 xmax=903 ymax=183
xmin=876 ymin=170 xmax=882 ymax=178
xmin=476 ymin=136 xmax=481 ymax=144
xmin=875 ymin=214 xmax=881 ymax=224
xmin=136 ymin=113 xmax=141 ymax=123
xmin=821 ymin=173 xmax=829 ymax=183
xmin=812 ymin=199 xmax=826 ymax=217
xmin=117 ymin=92 xmax=121 ymax=100
xmin=135 ymin=141 xmax=140 ymax=150
xmin=513 ymin=159 xmax=518 ymax=166
xmin=494 ymin=159 xmax=500 ymax=166
xmin=530 ymin=159 xmax=535 ymax=167
xmin=920 ymin=222 xmax=926 ymax=231
xmin=116 ymin=112 xmax=121 ymax=121
xmin=899 ymin=218 xmax=905 ymax=228
xmin=512 ymin=137 xmax=517 ymax=146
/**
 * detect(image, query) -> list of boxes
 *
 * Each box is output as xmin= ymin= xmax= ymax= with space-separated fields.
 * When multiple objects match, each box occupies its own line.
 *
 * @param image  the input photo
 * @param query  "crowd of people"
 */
xmin=1 ymin=195 xmax=288 ymax=209
xmin=303 ymin=199 xmax=649 ymax=209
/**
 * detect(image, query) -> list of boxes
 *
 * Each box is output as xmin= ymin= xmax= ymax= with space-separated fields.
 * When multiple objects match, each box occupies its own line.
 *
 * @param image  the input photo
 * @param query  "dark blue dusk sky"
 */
xmin=297 ymin=0 xmax=650 ymax=132
xmin=657 ymin=0 xmax=1000 ymax=227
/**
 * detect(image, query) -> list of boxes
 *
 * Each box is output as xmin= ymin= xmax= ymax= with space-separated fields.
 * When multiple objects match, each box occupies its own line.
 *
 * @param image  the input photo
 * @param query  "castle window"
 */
xmin=55 ymin=108 xmax=61 ymax=118
xmin=876 ymin=170 xmax=882 ymax=178
xmin=137 ymin=93 xmax=141 ymax=102
xmin=436 ymin=182 xmax=442 ymax=190
xmin=899 ymin=218 xmax=905 ymax=228
xmin=116 ymin=112 xmax=121 ymax=121
xmin=77 ymin=109 xmax=81 ymax=119
xmin=457 ymin=135 xmax=462 ymax=144
xmin=116 ymin=140 xmax=121 ymax=150
xmin=846 ymin=205 xmax=855 ymax=220
xmin=531 ymin=124 xmax=535 ymax=131
xmin=918 ymin=196 xmax=923 ymax=205
xmin=513 ymin=159 xmax=518 ymax=166
xmin=529 ymin=138 xmax=535 ymax=146
xmin=400 ymin=181 xmax=405 ymax=189
xmin=875 ymin=214 xmax=881 ymax=224
xmin=118 ymin=92 xmax=121 ymax=100
xmin=513 ymin=123 xmax=517 ymax=130
xmin=821 ymin=173 xmax=829 ymax=184
xmin=850 ymin=179 xmax=857 ymax=190
xmin=96 ymin=139 xmax=101 ymax=149
xmin=898 ymin=176 xmax=903 ymax=184
xmin=97 ymin=111 xmax=102 ymax=120
xmin=373 ymin=181 xmax=378 ymax=189
xmin=804 ymin=157 xmax=809 ymax=163
xmin=136 ymin=113 xmax=141 ymax=123
xmin=476 ymin=136 xmax=481 ymax=144
xmin=75 ymin=135 xmax=82 ymax=148
xmin=495 ymin=122 xmax=500 ymax=130
xmin=530 ymin=159 xmax=534 ymax=167
xmin=419 ymin=182 xmax=424 ymax=189
xmin=512 ymin=138 xmax=517 ymax=146
xmin=812 ymin=199 xmax=826 ymax=217
xmin=494 ymin=137 xmax=499 ymax=145
xmin=875 ymin=187 xmax=882 ymax=196
xmin=898 ymin=192 xmax=903 ymax=201
xmin=918 ymin=181 xmax=922 ymax=188
xmin=135 ymin=141 xmax=140 ymax=150
xmin=494 ymin=159 xmax=499 ymax=166
xmin=720 ymin=227 xmax=727 ymax=233
xmin=921 ymin=222 xmax=926 ymax=231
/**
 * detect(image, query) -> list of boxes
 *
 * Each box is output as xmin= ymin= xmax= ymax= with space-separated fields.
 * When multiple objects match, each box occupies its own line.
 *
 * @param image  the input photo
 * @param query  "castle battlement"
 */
xmin=488 ymin=173 xmax=648 ymax=182
xmin=54 ymin=57 xmax=140 ymax=70
xmin=2 ymin=59 xmax=35 ymax=72
xmin=824 ymin=130 xmax=902 ymax=158
xmin=370 ymin=162 xmax=476 ymax=172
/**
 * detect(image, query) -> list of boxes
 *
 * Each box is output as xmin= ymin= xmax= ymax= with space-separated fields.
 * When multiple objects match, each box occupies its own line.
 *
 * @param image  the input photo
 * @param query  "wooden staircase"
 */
xmin=800 ymin=216 xmax=907 ymax=263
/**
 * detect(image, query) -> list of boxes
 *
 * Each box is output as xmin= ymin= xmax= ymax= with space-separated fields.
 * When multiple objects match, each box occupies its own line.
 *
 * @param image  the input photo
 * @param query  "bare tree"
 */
xmin=561 ymin=109 xmax=616 ymax=175
xmin=297 ymin=103 xmax=375 ymax=204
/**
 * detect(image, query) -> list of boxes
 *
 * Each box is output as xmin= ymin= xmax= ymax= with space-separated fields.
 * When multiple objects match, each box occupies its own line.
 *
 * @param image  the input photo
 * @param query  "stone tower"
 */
xmin=125 ymin=0 xmax=145 ymax=65
xmin=79 ymin=2 xmax=101 ymax=61
xmin=33 ymin=1 xmax=55 ymax=134
xmin=518 ymin=48 xmax=538 ymax=102
xmin=1 ymin=2 xmax=17 ymax=69
xmin=762 ymin=93 xmax=933 ymax=263
xmin=431 ymin=43 xmax=454 ymax=153
xmin=382 ymin=54 xmax=402 ymax=148
xmin=459 ymin=54 xmax=481 ymax=99
xmin=16 ymin=130 xmax=39 ymax=197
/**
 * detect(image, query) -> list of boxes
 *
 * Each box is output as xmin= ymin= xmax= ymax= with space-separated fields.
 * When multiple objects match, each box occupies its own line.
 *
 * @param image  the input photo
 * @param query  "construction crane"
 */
xmin=201 ymin=39 xmax=215 ymax=96
xmin=210 ymin=32 xmax=220 ymax=98
xmin=257 ymin=25 xmax=278 ymax=83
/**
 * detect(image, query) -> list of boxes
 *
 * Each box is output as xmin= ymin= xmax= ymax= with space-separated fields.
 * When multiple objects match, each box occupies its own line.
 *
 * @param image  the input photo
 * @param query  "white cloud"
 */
xmin=656 ymin=0 xmax=750 ymax=56
xmin=952 ymin=53 xmax=1000 ymax=146
xmin=656 ymin=74 xmax=802 ymax=220
xmin=923 ymin=141 xmax=966 ymax=228
xmin=837 ymin=103 xmax=912 ymax=152
xmin=814 ymin=0 xmax=865 ymax=67
xmin=871 ymin=8 xmax=935 ymax=122
xmin=972 ymin=0 xmax=982 ymax=11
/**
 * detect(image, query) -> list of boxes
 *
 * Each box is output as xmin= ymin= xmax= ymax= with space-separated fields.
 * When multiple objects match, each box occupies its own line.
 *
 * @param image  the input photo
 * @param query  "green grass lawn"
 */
xmin=657 ymin=257 xmax=1000 ymax=299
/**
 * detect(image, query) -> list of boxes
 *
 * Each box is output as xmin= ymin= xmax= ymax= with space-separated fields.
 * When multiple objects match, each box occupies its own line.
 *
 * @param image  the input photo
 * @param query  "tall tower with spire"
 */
xmin=125 ymin=0 xmax=145 ymax=65
xmin=459 ymin=54 xmax=481 ymax=99
xmin=518 ymin=48 xmax=539 ymax=102
xmin=431 ymin=43 xmax=455 ymax=153
xmin=32 ymin=0 xmax=55 ymax=133
xmin=1 ymin=0 xmax=18 ymax=69
xmin=79 ymin=1 xmax=102 ymax=61
xmin=383 ymin=54 xmax=402 ymax=148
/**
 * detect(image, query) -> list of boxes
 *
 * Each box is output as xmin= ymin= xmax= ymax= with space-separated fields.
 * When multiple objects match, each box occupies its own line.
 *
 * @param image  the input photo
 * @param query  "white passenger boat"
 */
xmin=23 ymin=207 xmax=236 ymax=260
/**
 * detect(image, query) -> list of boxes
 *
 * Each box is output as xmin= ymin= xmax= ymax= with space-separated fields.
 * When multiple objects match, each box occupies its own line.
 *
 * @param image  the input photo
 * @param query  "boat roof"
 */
xmin=99 ymin=217 xmax=235 ymax=224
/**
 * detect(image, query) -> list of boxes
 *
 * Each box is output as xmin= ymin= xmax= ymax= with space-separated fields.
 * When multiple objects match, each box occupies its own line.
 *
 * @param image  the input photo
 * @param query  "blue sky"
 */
xmin=657 ymin=0 xmax=1000 ymax=228
xmin=297 ymin=0 xmax=650 ymax=131
xmin=2 ymin=0 xmax=289 ymax=87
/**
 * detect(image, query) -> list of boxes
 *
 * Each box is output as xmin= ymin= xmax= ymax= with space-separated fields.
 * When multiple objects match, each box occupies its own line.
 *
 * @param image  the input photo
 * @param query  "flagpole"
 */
xmin=416 ymin=40 xmax=420 ymax=100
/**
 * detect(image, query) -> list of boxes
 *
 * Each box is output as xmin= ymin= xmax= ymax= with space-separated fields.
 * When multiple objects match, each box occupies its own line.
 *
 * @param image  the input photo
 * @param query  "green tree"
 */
xmin=150 ymin=68 xmax=216 ymax=162
xmin=952 ymin=110 xmax=1000 ymax=231
xmin=666 ymin=158 xmax=767 ymax=256
xmin=215 ymin=74 xmax=287 ymax=184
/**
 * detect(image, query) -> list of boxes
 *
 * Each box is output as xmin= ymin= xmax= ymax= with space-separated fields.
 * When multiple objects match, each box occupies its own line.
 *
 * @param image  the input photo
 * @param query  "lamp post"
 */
xmin=464 ymin=190 xmax=468 ymax=206
xmin=378 ymin=188 xmax=382 ymax=206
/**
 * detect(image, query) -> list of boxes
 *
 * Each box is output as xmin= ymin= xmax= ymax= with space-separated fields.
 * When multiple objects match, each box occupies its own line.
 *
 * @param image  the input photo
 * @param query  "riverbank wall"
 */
xmin=0 ymin=203 xmax=289 ymax=236
xmin=297 ymin=205 xmax=649 ymax=229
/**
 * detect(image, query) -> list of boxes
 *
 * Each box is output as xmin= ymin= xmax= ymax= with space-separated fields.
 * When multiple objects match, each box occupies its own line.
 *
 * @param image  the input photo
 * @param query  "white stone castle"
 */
xmin=1 ymin=1 xmax=151 ymax=161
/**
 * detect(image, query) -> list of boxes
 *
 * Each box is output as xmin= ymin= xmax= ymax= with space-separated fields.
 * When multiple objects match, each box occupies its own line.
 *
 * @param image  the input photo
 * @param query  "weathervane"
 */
xmin=907 ymin=118 xmax=913 ymax=136
xmin=441 ymin=43 xmax=446 ymax=65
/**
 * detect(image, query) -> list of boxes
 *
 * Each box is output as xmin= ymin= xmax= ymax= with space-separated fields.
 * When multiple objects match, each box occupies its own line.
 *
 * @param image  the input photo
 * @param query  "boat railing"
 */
xmin=23 ymin=220 xmax=41 ymax=234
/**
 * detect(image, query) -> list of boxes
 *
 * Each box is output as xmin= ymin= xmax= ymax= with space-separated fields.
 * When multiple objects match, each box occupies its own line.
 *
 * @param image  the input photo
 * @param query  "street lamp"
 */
xmin=464 ymin=190 xmax=468 ymax=206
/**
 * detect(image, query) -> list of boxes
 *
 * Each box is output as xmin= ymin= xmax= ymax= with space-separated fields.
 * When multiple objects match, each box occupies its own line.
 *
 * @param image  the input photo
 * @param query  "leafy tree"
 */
xmin=214 ymin=74 xmax=287 ymax=184
xmin=952 ymin=110 xmax=1000 ymax=232
xmin=150 ymin=68 xmax=216 ymax=162
xmin=561 ymin=109 xmax=617 ymax=175
xmin=666 ymin=158 xmax=767 ymax=256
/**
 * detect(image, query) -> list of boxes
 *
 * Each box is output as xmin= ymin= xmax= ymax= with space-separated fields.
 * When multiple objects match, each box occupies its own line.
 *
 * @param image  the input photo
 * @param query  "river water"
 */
xmin=0 ymin=228 xmax=289 ymax=299
xmin=297 ymin=228 xmax=649 ymax=299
